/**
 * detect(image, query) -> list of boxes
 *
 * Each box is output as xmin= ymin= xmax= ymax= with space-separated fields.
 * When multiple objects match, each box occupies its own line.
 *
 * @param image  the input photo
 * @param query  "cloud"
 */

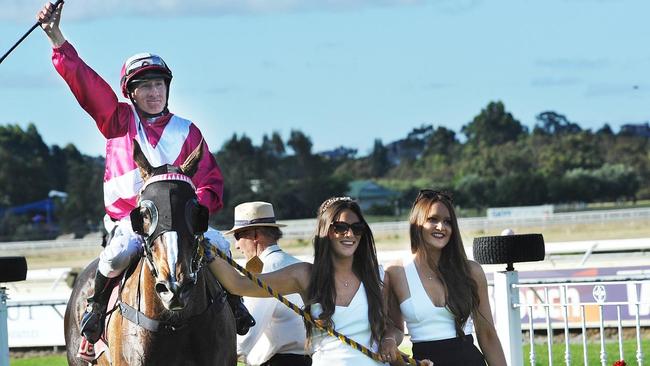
xmin=2 ymin=0 xmax=428 ymax=22
xmin=432 ymin=0 xmax=481 ymax=15
xmin=531 ymin=77 xmax=582 ymax=87
xmin=535 ymin=58 xmax=609 ymax=70
xmin=584 ymin=83 xmax=647 ymax=97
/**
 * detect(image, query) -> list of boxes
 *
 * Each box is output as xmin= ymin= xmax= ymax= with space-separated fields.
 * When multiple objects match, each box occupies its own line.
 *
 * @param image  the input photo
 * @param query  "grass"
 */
xmin=11 ymin=344 xmax=415 ymax=365
xmin=523 ymin=339 xmax=649 ymax=365
xmin=14 ymin=340 xmax=647 ymax=365
xmin=11 ymin=355 xmax=67 ymax=366
xmin=10 ymin=355 xmax=248 ymax=365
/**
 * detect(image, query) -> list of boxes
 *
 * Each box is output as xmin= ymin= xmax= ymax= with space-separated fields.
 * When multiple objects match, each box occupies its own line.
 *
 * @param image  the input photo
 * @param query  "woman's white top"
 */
xmin=310 ymin=282 xmax=386 ymax=366
xmin=399 ymin=256 xmax=459 ymax=342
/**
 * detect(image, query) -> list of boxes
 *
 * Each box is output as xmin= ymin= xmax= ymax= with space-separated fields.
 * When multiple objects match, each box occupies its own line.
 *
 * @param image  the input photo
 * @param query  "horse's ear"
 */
xmin=180 ymin=139 xmax=204 ymax=178
xmin=133 ymin=139 xmax=154 ymax=180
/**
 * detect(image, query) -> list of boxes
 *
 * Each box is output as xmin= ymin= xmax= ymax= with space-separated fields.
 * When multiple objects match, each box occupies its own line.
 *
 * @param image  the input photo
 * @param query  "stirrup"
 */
xmin=80 ymin=302 xmax=106 ymax=343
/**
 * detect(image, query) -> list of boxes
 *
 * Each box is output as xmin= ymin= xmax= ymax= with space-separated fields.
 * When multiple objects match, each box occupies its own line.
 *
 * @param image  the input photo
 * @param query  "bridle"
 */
xmin=129 ymin=172 xmax=208 ymax=282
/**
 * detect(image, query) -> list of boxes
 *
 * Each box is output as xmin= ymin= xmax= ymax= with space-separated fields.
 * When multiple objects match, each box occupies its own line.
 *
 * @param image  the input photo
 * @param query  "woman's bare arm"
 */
xmin=207 ymin=256 xmax=311 ymax=300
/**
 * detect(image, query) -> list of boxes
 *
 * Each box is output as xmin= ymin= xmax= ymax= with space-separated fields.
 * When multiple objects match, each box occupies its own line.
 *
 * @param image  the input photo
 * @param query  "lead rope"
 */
xmin=202 ymin=243 xmax=422 ymax=366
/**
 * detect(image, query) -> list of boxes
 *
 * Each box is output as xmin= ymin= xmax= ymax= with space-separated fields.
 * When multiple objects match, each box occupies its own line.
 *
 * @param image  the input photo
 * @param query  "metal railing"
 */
xmin=493 ymin=272 xmax=650 ymax=365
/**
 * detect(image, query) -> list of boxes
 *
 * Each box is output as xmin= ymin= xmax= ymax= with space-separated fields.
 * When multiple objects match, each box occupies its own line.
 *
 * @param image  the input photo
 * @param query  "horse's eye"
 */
xmin=138 ymin=200 xmax=159 ymax=237
xmin=141 ymin=207 xmax=152 ymax=221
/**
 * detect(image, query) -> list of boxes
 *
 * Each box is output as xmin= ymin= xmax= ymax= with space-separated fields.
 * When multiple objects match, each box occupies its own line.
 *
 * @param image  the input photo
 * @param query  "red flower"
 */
xmin=613 ymin=360 xmax=626 ymax=366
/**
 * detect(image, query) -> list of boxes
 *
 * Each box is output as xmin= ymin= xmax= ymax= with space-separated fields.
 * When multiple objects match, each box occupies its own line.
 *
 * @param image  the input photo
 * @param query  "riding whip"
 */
xmin=205 ymin=244 xmax=424 ymax=366
xmin=0 ymin=0 xmax=65 ymax=65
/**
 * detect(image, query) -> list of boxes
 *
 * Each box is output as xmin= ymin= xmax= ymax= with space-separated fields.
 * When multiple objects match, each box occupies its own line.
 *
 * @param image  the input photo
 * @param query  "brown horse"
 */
xmin=64 ymin=140 xmax=236 ymax=365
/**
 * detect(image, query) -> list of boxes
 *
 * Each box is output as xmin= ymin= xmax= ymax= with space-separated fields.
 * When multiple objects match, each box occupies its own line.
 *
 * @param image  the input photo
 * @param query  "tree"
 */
xmin=454 ymin=174 xmax=495 ymax=209
xmin=533 ymin=111 xmax=581 ymax=136
xmin=461 ymin=101 xmax=527 ymax=146
xmin=0 ymin=124 xmax=52 ymax=206
xmin=596 ymin=123 xmax=614 ymax=136
xmin=60 ymin=155 xmax=104 ymax=236
xmin=261 ymin=131 xmax=285 ymax=158
xmin=369 ymin=139 xmax=390 ymax=177
xmin=423 ymin=126 xmax=459 ymax=157
xmin=287 ymin=130 xmax=313 ymax=158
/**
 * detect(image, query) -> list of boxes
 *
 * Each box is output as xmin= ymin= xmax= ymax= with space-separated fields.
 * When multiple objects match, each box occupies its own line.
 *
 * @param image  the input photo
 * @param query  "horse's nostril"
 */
xmin=155 ymin=282 xmax=169 ymax=294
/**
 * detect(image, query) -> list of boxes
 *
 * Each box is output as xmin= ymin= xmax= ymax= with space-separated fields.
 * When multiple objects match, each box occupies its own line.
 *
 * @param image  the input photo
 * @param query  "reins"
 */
xmin=203 ymin=243 xmax=422 ymax=366
xmin=116 ymin=255 xmax=226 ymax=333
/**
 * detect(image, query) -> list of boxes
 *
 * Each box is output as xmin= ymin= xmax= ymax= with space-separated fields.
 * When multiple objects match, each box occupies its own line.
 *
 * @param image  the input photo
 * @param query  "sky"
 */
xmin=1 ymin=0 xmax=649 ymax=158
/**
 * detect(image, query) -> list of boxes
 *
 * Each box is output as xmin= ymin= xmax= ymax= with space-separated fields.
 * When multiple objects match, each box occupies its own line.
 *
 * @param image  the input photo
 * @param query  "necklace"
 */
xmin=426 ymin=269 xmax=437 ymax=280
xmin=339 ymin=277 xmax=353 ymax=287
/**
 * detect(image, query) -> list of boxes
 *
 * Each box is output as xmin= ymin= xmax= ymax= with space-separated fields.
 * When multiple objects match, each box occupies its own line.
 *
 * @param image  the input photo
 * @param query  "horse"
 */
xmin=64 ymin=140 xmax=236 ymax=365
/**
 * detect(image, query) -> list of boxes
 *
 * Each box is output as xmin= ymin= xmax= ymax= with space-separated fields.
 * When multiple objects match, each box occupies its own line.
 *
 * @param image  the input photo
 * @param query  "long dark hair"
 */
xmin=409 ymin=190 xmax=479 ymax=337
xmin=305 ymin=197 xmax=385 ymax=346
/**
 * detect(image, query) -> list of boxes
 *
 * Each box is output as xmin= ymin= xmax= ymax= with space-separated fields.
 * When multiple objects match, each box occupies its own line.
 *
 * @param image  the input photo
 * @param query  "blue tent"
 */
xmin=0 ymin=199 xmax=54 ymax=224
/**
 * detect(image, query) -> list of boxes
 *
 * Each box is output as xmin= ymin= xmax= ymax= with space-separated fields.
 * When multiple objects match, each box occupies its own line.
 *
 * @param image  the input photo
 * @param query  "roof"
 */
xmin=347 ymin=180 xmax=398 ymax=200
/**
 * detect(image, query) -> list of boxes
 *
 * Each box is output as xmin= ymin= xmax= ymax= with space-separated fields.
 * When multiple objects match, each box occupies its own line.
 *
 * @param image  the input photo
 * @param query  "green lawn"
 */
xmin=9 ymin=354 xmax=248 ymax=366
xmin=11 ymin=355 xmax=67 ymax=366
xmin=14 ymin=340 xmax=647 ymax=365
xmin=523 ymin=339 xmax=648 ymax=366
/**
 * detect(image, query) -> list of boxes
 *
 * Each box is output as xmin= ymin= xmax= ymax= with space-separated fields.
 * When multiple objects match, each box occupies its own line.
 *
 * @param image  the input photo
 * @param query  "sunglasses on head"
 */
xmin=416 ymin=189 xmax=453 ymax=203
xmin=330 ymin=221 xmax=365 ymax=236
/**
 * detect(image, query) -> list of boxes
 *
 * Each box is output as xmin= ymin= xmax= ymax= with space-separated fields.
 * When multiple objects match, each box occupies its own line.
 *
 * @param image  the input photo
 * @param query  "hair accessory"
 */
xmin=416 ymin=189 xmax=453 ymax=203
xmin=319 ymin=196 xmax=353 ymax=214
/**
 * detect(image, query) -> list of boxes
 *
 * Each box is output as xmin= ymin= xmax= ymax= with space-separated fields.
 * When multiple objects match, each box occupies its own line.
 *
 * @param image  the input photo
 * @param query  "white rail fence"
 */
xmin=493 ymin=272 xmax=650 ymax=366
xmin=2 ymin=207 xmax=649 ymax=251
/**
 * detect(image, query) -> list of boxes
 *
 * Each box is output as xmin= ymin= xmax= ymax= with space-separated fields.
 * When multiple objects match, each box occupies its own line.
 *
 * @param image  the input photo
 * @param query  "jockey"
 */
xmin=37 ymin=2 xmax=255 ymax=343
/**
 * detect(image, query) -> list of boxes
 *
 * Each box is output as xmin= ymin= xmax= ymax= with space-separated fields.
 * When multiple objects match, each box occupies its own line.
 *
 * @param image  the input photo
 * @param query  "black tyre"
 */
xmin=0 ymin=256 xmax=27 ymax=282
xmin=473 ymin=234 xmax=545 ymax=270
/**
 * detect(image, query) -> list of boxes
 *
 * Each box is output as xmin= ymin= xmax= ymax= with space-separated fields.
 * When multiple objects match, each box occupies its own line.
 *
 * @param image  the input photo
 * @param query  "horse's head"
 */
xmin=129 ymin=140 xmax=209 ymax=311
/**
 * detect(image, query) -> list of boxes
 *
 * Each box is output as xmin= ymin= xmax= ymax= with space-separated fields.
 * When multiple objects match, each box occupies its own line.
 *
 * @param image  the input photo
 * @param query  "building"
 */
xmin=347 ymin=180 xmax=399 ymax=213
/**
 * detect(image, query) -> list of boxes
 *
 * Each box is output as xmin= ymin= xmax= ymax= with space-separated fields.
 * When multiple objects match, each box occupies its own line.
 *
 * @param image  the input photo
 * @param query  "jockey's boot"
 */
xmin=80 ymin=271 xmax=113 ymax=343
xmin=226 ymin=292 xmax=256 ymax=335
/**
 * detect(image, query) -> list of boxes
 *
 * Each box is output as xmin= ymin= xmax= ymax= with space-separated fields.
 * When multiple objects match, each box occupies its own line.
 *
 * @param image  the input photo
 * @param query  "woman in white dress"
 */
xmin=204 ymin=197 xmax=403 ymax=365
xmin=385 ymin=190 xmax=507 ymax=366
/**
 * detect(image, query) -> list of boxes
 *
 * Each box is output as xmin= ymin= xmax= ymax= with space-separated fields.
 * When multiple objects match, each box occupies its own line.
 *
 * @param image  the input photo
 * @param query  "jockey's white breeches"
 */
xmin=98 ymin=215 xmax=232 ymax=278
xmin=98 ymin=217 xmax=143 ymax=278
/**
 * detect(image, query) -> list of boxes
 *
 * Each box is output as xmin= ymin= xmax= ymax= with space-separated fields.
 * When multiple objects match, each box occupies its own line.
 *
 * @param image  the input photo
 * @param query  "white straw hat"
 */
xmin=224 ymin=201 xmax=286 ymax=235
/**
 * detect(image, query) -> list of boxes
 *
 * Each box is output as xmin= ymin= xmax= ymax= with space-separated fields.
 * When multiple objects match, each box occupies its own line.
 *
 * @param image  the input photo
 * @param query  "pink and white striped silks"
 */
xmin=52 ymin=41 xmax=223 ymax=220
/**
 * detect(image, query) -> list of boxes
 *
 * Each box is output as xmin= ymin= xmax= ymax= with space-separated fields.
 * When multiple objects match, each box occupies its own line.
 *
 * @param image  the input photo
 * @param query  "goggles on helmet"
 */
xmin=124 ymin=55 xmax=168 ymax=78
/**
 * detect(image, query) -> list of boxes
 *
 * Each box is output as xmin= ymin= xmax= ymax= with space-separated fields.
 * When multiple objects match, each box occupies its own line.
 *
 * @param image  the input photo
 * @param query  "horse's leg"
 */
xmin=192 ymin=271 xmax=237 ymax=365
xmin=64 ymin=259 xmax=99 ymax=366
xmin=210 ymin=304 xmax=237 ymax=365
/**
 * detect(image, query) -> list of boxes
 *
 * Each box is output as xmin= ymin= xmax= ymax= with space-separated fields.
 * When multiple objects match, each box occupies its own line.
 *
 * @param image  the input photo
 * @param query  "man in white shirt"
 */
xmin=225 ymin=201 xmax=312 ymax=366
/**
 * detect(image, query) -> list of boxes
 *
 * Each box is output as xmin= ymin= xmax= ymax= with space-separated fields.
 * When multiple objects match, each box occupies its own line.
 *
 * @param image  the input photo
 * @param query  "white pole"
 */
xmin=494 ymin=270 xmax=522 ymax=366
xmin=0 ymin=287 xmax=9 ymax=366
